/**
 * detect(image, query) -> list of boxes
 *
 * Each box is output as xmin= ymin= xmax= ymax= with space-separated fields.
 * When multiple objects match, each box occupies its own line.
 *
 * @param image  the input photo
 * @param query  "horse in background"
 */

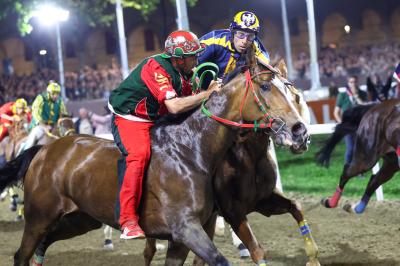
xmin=144 ymin=60 xmax=319 ymax=266
xmin=0 ymin=52 xmax=309 ymax=266
xmin=4 ymin=116 xmax=75 ymax=161
xmin=317 ymin=99 xmax=400 ymax=213
xmin=0 ymin=116 xmax=75 ymax=221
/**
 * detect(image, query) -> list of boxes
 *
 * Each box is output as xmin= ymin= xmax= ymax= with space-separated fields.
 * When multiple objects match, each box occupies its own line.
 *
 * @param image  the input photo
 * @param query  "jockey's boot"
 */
xmin=120 ymin=221 xmax=145 ymax=240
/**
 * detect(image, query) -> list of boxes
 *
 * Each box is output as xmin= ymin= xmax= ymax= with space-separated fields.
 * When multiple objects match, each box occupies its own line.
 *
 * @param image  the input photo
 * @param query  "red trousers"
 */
xmin=113 ymin=116 xmax=154 ymax=227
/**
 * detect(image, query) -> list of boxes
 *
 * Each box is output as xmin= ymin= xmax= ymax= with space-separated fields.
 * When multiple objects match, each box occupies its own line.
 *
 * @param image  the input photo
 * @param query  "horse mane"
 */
xmin=222 ymin=66 xmax=248 ymax=85
xmin=316 ymin=103 xmax=377 ymax=167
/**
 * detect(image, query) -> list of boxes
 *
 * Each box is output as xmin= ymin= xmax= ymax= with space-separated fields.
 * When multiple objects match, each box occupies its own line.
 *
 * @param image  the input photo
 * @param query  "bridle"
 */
xmin=45 ymin=118 xmax=75 ymax=139
xmin=201 ymin=68 xmax=285 ymax=133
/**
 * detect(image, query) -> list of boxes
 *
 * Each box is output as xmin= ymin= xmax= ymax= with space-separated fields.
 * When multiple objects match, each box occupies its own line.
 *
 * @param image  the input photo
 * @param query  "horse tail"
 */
xmin=0 ymin=145 xmax=43 ymax=192
xmin=316 ymin=104 xmax=376 ymax=167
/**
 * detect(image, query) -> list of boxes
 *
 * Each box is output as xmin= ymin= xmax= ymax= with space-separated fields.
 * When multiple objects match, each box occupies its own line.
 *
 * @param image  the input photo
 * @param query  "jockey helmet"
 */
xmin=12 ymin=98 xmax=28 ymax=114
xmin=230 ymin=11 xmax=260 ymax=34
xmin=164 ymin=30 xmax=205 ymax=58
xmin=47 ymin=82 xmax=61 ymax=94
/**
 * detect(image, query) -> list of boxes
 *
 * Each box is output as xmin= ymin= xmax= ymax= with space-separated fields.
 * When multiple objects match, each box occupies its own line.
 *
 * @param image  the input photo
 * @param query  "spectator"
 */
xmin=90 ymin=107 xmax=112 ymax=135
xmin=75 ymin=107 xmax=93 ymax=135
xmin=333 ymin=75 xmax=368 ymax=165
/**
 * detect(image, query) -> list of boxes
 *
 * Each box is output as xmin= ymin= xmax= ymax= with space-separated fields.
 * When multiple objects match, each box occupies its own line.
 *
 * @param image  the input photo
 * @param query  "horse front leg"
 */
xmin=229 ymin=219 xmax=267 ymax=266
xmin=171 ymin=220 xmax=230 ymax=266
xmin=192 ymin=212 xmax=218 ymax=266
xmin=344 ymin=152 xmax=399 ymax=214
xmin=256 ymin=190 xmax=320 ymax=266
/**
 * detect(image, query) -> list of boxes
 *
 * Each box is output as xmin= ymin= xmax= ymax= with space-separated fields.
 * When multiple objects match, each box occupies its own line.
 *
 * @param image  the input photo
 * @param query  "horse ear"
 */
xmin=277 ymin=59 xmax=288 ymax=79
xmin=245 ymin=44 xmax=257 ymax=70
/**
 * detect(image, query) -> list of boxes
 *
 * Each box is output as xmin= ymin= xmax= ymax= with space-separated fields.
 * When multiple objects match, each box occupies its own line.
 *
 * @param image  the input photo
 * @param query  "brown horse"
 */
xmin=144 ymin=60 xmax=319 ymax=266
xmin=0 ymin=58 xmax=308 ymax=266
xmin=317 ymin=99 xmax=400 ymax=214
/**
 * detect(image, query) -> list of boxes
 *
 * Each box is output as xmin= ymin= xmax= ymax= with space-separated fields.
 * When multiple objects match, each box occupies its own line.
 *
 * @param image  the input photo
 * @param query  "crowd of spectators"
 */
xmin=0 ymin=60 xmax=122 ymax=105
xmin=293 ymin=43 xmax=400 ymax=80
xmin=0 ymin=43 xmax=399 ymax=106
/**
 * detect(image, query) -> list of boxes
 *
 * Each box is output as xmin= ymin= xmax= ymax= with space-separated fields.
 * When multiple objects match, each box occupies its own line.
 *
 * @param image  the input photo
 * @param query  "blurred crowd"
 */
xmin=293 ymin=43 xmax=399 ymax=79
xmin=0 ymin=60 xmax=122 ymax=105
xmin=0 ymin=43 xmax=399 ymax=106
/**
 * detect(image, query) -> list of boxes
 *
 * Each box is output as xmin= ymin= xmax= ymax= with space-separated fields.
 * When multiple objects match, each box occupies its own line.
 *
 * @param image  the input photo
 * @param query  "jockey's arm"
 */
xmin=0 ymin=113 xmax=14 ymax=121
xmin=254 ymin=39 xmax=270 ymax=66
xmin=59 ymin=100 xmax=68 ymax=116
xmin=164 ymin=87 xmax=217 ymax=114
xmin=31 ymin=94 xmax=46 ymax=126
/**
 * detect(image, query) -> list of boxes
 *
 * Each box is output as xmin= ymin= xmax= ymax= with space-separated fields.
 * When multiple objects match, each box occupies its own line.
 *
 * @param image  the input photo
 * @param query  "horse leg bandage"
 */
xmin=396 ymin=147 xmax=400 ymax=168
xmin=354 ymin=195 xmax=370 ymax=214
xmin=329 ymin=186 xmax=343 ymax=208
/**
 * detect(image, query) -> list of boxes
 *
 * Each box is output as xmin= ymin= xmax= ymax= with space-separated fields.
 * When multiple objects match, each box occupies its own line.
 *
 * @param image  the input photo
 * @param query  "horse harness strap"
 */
xmin=201 ymin=69 xmax=280 ymax=132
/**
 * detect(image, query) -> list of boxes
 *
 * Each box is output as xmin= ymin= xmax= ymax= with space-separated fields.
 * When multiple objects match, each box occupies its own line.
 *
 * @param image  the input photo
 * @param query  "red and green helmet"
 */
xmin=164 ymin=30 xmax=205 ymax=58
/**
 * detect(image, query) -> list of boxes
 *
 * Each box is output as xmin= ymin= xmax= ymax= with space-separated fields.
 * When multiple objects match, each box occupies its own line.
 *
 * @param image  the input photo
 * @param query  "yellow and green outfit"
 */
xmin=23 ymin=93 xmax=67 ymax=151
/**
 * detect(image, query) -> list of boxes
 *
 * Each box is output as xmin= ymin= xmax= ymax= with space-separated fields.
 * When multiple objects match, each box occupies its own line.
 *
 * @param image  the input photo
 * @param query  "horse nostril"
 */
xmin=291 ymin=122 xmax=306 ymax=136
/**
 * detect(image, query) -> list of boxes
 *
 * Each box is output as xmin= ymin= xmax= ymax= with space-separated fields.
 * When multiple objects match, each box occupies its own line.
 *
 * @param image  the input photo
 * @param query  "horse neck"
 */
xmin=160 ymin=76 xmax=246 ymax=172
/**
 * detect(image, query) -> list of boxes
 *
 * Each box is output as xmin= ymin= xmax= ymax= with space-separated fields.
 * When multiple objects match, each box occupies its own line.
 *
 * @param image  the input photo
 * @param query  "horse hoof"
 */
xmin=343 ymin=203 xmax=355 ymax=213
xmin=156 ymin=243 xmax=166 ymax=251
xmin=320 ymin=198 xmax=332 ymax=208
xmin=15 ymin=215 xmax=23 ymax=222
xmin=306 ymin=258 xmax=321 ymax=266
xmin=103 ymin=239 xmax=114 ymax=251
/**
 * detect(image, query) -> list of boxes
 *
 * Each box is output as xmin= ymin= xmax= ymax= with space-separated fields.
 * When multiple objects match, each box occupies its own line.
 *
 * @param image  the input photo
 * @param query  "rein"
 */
xmin=45 ymin=118 xmax=76 ymax=139
xmin=201 ymin=69 xmax=284 ymax=133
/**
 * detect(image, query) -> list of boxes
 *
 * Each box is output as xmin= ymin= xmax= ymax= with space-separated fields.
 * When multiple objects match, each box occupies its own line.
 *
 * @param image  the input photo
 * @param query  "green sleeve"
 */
xmin=336 ymin=93 xmax=344 ymax=108
xmin=31 ymin=95 xmax=44 ymax=124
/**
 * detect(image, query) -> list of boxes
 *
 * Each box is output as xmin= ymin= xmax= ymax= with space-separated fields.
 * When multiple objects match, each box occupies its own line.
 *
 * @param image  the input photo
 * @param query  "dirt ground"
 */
xmin=0 ymin=192 xmax=399 ymax=266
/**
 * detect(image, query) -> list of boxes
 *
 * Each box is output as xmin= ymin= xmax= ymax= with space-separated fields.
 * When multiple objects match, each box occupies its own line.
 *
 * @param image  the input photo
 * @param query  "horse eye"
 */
xmin=261 ymin=84 xmax=270 ymax=91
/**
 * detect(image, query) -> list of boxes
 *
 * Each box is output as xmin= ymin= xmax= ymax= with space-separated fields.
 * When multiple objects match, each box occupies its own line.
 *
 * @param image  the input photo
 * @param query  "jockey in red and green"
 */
xmin=0 ymin=98 xmax=31 ymax=142
xmin=108 ymin=30 xmax=219 ymax=240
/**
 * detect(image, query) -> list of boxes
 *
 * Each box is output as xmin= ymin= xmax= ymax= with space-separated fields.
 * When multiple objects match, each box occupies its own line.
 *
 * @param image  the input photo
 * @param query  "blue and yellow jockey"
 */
xmin=198 ymin=11 xmax=270 ymax=79
xmin=23 ymin=82 xmax=67 ymax=151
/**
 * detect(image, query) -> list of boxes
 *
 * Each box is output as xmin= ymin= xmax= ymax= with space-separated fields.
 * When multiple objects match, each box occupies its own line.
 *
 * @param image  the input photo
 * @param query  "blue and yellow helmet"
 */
xmin=47 ymin=82 xmax=61 ymax=94
xmin=229 ymin=11 xmax=260 ymax=34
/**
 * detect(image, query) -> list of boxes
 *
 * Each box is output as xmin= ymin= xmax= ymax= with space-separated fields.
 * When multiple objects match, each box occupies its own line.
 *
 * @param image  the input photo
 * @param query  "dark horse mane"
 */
xmin=153 ymin=66 xmax=250 ymax=130
xmin=316 ymin=103 xmax=377 ymax=167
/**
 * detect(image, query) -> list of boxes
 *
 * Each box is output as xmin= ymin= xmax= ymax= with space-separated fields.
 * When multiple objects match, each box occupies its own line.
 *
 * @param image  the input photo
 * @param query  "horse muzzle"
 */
xmin=290 ymin=122 xmax=310 ymax=154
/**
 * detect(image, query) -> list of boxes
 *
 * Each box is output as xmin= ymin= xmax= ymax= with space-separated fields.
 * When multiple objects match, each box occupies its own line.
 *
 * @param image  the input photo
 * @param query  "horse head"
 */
xmin=56 ymin=116 xmax=75 ymax=137
xmin=243 ymin=50 xmax=310 ymax=153
xmin=8 ymin=118 xmax=29 ymax=141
